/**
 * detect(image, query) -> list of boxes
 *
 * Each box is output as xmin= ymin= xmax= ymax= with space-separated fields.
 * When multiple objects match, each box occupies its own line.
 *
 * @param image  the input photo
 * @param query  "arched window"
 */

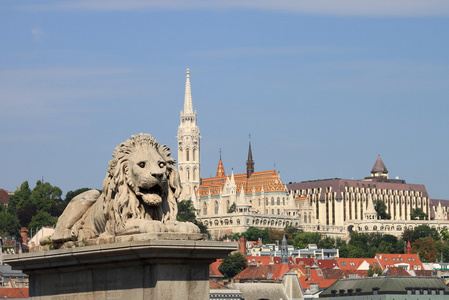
xmin=186 ymin=149 xmax=190 ymax=161
xmin=193 ymin=148 xmax=196 ymax=161
xmin=202 ymin=201 xmax=207 ymax=215
xmin=271 ymin=198 xmax=274 ymax=205
xmin=304 ymin=214 xmax=307 ymax=223
xmin=214 ymin=201 xmax=219 ymax=214
xmin=277 ymin=197 xmax=280 ymax=205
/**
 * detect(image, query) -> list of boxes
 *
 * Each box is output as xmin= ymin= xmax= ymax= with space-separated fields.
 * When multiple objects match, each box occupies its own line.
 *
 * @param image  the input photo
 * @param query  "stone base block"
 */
xmin=5 ymin=238 xmax=237 ymax=300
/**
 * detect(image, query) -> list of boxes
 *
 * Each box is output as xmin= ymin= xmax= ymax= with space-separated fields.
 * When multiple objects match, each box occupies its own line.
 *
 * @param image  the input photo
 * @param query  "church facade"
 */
xmin=176 ymin=69 xmax=449 ymax=240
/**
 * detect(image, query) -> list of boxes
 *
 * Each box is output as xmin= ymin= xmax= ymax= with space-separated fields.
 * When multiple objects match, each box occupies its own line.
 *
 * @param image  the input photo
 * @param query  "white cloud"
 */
xmin=31 ymin=27 xmax=45 ymax=42
xmin=21 ymin=0 xmax=449 ymax=17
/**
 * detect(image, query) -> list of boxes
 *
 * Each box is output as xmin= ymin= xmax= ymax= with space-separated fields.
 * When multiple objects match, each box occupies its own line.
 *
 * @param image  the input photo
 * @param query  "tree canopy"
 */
xmin=218 ymin=252 xmax=248 ymax=278
xmin=374 ymin=200 xmax=391 ymax=220
xmin=177 ymin=199 xmax=209 ymax=236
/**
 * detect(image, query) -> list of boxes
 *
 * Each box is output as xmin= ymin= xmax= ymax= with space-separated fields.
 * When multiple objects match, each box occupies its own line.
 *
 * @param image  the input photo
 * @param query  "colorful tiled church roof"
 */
xmin=197 ymin=170 xmax=287 ymax=198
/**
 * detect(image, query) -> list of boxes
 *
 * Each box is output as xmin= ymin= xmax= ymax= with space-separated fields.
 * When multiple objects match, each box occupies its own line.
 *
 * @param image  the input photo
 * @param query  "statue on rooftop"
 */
xmin=50 ymin=133 xmax=199 ymax=244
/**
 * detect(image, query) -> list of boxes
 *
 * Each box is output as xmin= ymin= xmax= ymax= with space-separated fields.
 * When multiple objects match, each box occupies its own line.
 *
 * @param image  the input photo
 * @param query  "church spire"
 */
xmin=246 ymin=134 xmax=254 ymax=178
xmin=216 ymin=149 xmax=225 ymax=177
xmin=177 ymin=68 xmax=200 ymax=201
xmin=183 ymin=68 xmax=193 ymax=114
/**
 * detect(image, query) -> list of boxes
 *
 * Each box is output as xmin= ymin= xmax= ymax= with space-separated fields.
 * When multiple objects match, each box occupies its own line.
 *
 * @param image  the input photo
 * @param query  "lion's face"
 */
xmin=127 ymin=145 xmax=168 ymax=207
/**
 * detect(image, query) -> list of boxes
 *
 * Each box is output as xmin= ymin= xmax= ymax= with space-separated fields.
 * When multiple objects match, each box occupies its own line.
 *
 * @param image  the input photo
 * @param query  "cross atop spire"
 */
xmin=216 ymin=150 xmax=226 ymax=177
xmin=183 ymin=68 xmax=193 ymax=114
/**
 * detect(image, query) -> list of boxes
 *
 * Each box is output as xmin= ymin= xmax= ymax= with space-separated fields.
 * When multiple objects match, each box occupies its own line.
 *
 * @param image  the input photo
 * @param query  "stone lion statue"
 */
xmin=51 ymin=133 xmax=199 ymax=243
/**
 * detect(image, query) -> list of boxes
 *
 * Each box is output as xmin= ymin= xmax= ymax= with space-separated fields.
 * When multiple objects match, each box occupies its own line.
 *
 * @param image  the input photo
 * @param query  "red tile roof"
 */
xmin=336 ymin=258 xmax=370 ymax=270
xmin=198 ymin=170 xmax=286 ymax=197
xmin=234 ymin=264 xmax=281 ymax=281
xmin=0 ymin=288 xmax=28 ymax=298
xmin=384 ymin=266 xmax=411 ymax=276
xmin=317 ymin=259 xmax=338 ymax=269
xmin=0 ymin=189 xmax=10 ymax=204
xmin=374 ymin=253 xmax=423 ymax=271
xmin=294 ymin=258 xmax=315 ymax=266
xmin=209 ymin=280 xmax=228 ymax=289
xmin=246 ymin=256 xmax=281 ymax=265
xmin=210 ymin=259 xmax=224 ymax=277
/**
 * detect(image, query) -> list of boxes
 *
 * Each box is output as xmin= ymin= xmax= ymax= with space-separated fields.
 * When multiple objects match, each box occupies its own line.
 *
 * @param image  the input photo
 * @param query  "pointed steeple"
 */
xmin=406 ymin=240 xmax=412 ymax=254
xmin=183 ymin=68 xmax=193 ymax=114
xmin=246 ymin=135 xmax=254 ymax=178
xmin=364 ymin=196 xmax=378 ymax=220
xmin=281 ymin=234 xmax=289 ymax=264
xmin=371 ymin=155 xmax=389 ymax=179
xmin=216 ymin=149 xmax=226 ymax=177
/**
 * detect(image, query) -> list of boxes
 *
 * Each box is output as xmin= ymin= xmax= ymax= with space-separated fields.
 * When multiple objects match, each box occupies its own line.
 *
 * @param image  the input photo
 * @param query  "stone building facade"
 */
xmin=286 ymin=156 xmax=449 ymax=239
xmin=194 ymin=142 xmax=301 ymax=239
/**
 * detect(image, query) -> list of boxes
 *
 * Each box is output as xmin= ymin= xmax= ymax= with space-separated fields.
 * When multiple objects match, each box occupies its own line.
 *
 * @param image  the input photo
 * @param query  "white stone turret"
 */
xmin=177 ymin=68 xmax=201 ymax=201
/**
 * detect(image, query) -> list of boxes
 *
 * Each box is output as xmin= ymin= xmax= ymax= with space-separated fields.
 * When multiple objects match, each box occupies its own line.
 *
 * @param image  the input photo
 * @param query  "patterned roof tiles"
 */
xmin=198 ymin=170 xmax=286 ymax=198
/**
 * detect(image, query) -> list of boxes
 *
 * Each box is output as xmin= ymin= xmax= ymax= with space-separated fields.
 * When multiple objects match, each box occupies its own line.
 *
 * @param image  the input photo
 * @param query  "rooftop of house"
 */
xmin=321 ymin=276 xmax=449 ymax=297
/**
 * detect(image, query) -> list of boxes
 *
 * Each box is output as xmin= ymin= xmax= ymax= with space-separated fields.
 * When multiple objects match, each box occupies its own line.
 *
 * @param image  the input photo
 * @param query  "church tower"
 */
xmin=177 ymin=68 xmax=201 ymax=201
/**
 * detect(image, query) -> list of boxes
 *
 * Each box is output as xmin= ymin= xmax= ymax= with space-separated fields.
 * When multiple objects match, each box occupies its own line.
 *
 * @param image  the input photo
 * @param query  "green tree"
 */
xmin=292 ymin=232 xmax=321 ymax=249
xmin=227 ymin=202 xmax=236 ymax=213
xmin=28 ymin=211 xmax=58 ymax=230
xmin=410 ymin=208 xmax=428 ymax=220
xmin=7 ymin=181 xmax=32 ymax=215
xmin=177 ymin=200 xmax=197 ymax=223
xmin=284 ymin=225 xmax=300 ymax=241
xmin=30 ymin=180 xmax=62 ymax=212
xmin=0 ymin=211 xmax=21 ymax=238
xmin=176 ymin=200 xmax=209 ymax=236
xmin=218 ymin=252 xmax=248 ymax=278
xmin=374 ymin=199 xmax=391 ymax=220
xmin=318 ymin=236 xmax=336 ymax=249
xmin=367 ymin=264 xmax=382 ymax=277
xmin=413 ymin=237 xmax=438 ymax=262
xmin=241 ymin=227 xmax=269 ymax=242
xmin=409 ymin=224 xmax=440 ymax=243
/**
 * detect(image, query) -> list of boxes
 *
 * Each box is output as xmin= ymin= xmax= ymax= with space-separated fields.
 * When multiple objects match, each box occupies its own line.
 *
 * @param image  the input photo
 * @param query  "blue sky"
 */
xmin=1 ymin=1 xmax=448 ymax=200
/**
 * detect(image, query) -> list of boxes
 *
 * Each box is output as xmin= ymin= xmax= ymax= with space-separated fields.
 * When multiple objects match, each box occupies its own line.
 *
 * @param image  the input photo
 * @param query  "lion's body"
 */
xmin=51 ymin=133 xmax=199 ymax=243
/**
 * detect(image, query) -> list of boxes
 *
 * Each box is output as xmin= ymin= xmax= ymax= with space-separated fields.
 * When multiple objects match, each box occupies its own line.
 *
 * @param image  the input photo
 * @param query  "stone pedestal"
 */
xmin=5 ymin=237 xmax=236 ymax=300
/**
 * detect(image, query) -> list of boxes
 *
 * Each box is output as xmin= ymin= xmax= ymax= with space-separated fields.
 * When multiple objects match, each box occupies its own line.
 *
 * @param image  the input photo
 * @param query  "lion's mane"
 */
xmin=101 ymin=133 xmax=181 ymax=235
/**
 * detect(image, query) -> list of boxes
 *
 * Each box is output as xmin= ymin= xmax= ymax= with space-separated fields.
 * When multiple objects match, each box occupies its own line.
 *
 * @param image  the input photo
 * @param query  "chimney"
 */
xmin=238 ymin=237 xmax=248 ymax=255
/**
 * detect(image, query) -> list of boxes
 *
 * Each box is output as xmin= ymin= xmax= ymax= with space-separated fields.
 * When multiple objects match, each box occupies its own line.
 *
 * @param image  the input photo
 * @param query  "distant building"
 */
xmin=287 ymin=156 xmax=449 ymax=239
xmin=0 ymin=189 xmax=11 ymax=207
xmin=320 ymin=276 xmax=449 ymax=299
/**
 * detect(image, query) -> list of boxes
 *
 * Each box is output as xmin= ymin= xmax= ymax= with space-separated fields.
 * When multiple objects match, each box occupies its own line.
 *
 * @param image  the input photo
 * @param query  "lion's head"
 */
xmin=102 ymin=133 xmax=181 ymax=234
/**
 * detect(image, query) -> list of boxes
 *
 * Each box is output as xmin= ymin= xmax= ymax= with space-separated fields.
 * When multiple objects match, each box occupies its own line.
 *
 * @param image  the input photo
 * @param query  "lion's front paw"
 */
xmin=165 ymin=221 xmax=200 ymax=234
xmin=139 ymin=220 xmax=168 ymax=234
